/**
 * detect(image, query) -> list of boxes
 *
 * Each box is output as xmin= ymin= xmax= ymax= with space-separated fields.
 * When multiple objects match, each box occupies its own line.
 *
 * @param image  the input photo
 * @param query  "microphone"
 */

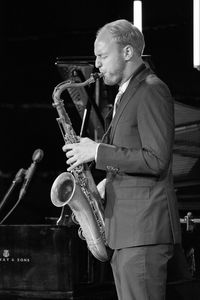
xmin=0 ymin=168 xmax=25 ymax=212
xmin=19 ymin=149 xmax=44 ymax=200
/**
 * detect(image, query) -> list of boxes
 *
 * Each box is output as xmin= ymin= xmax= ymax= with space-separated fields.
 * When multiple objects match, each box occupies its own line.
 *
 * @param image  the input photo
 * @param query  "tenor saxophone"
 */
xmin=50 ymin=73 xmax=109 ymax=262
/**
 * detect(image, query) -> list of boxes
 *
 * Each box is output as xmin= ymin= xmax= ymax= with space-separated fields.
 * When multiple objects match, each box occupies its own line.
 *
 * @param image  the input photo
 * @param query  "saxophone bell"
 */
xmin=50 ymin=172 xmax=75 ymax=208
xmin=51 ymin=171 xmax=90 ymax=213
xmin=51 ymin=170 xmax=109 ymax=262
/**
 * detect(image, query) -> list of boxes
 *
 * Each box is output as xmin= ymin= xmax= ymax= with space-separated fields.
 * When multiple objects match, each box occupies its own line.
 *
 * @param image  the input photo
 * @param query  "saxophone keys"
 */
xmin=78 ymin=227 xmax=85 ymax=241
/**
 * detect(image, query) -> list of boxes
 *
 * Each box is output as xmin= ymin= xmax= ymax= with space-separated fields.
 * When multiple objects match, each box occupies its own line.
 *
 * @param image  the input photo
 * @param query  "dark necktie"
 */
xmin=112 ymin=90 xmax=123 ymax=117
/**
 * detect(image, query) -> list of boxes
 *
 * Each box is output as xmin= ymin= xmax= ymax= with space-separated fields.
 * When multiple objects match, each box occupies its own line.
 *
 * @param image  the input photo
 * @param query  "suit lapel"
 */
xmin=110 ymin=66 xmax=152 ymax=143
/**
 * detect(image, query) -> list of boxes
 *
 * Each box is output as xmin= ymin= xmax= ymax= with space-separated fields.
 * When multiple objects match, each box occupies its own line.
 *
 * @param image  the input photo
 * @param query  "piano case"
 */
xmin=0 ymin=225 xmax=86 ymax=299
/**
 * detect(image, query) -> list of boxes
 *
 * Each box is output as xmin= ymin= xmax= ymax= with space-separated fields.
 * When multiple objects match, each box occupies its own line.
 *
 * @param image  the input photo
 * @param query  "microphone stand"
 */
xmin=0 ymin=168 xmax=25 ymax=213
xmin=0 ymin=149 xmax=44 ymax=224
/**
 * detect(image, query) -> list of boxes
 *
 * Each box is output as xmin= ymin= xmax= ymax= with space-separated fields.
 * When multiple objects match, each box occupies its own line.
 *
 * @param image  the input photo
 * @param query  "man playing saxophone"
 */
xmin=62 ymin=19 xmax=181 ymax=300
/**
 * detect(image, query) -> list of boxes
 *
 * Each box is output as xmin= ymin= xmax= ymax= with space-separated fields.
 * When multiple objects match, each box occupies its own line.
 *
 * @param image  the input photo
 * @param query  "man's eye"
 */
xmin=102 ymin=56 xmax=107 ymax=59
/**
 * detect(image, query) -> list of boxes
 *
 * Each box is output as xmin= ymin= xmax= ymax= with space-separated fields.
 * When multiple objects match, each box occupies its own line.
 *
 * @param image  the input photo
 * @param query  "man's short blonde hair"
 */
xmin=97 ymin=19 xmax=145 ymax=57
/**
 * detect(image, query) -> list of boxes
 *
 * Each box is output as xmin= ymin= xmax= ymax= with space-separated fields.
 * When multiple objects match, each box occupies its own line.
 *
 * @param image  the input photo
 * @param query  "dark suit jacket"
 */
xmin=96 ymin=65 xmax=181 ymax=249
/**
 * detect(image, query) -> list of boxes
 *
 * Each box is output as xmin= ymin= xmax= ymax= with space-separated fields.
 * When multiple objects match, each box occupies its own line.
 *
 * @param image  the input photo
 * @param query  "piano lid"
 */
xmin=173 ymin=101 xmax=200 ymax=183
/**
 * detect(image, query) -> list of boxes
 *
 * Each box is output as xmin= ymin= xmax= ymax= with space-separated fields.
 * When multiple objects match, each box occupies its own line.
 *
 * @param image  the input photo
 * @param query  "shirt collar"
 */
xmin=118 ymin=77 xmax=131 ymax=94
xmin=118 ymin=63 xmax=147 ymax=94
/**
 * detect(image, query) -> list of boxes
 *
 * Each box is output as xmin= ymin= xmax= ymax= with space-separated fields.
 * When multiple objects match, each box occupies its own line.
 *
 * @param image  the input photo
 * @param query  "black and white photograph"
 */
xmin=0 ymin=1 xmax=200 ymax=299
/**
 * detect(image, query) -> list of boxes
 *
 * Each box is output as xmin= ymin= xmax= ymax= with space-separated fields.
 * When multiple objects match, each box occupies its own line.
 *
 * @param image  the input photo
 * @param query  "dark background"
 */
xmin=0 ymin=0 xmax=200 ymax=224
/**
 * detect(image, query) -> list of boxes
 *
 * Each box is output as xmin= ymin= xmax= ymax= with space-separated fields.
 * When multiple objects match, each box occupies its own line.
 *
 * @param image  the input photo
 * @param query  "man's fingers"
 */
xmin=67 ymin=155 xmax=77 ymax=165
xmin=63 ymin=143 xmax=77 ymax=152
xmin=67 ymin=160 xmax=80 ymax=172
xmin=66 ymin=149 xmax=74 ymax=158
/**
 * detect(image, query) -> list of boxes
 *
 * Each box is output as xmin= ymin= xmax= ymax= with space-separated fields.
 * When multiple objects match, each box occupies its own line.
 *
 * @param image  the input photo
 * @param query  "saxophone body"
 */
xmin=50 ymin=73 xmax=109 ymax=262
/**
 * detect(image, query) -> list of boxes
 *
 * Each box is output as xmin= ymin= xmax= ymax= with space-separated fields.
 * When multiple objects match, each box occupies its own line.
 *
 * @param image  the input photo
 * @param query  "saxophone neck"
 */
xmin=52 ymin=72 xmax=103 ymax=101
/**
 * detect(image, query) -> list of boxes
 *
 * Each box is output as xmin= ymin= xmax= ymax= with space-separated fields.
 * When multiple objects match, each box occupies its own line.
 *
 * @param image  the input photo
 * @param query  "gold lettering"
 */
xmin=16 ymin=258 xmax=30 ymax=262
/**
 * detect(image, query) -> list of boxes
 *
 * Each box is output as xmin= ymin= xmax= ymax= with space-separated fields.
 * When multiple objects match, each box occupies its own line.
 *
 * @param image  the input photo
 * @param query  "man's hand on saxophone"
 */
xmin=63 ymin=137 xmax=98 ymax=172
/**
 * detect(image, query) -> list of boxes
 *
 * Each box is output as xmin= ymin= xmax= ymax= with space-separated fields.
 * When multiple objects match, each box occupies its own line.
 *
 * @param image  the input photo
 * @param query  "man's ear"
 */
xmin=123 ymin=45 xmax=134 ymax=60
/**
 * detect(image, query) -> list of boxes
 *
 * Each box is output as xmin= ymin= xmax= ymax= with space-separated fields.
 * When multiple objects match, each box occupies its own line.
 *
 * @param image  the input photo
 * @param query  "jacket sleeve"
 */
xmin=96 ymin=79 xmax=175 ymax=176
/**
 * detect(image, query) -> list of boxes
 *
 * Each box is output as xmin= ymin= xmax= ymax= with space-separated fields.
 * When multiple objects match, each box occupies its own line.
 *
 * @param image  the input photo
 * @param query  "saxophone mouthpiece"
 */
xmin=95 ymin=72 xmax=103 ymax=79
xmin=90 ymin=72 xmax=103 ymax=82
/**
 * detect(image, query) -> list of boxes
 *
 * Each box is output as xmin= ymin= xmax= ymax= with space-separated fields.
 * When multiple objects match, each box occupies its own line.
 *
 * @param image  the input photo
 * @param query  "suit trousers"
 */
xmin=110 ymin=244 xmax=174 ymax=300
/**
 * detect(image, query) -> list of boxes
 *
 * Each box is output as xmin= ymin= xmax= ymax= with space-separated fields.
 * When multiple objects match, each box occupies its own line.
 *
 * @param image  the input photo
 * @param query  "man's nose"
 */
xmin=95 ymin=57 xmax=101 ymax=69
